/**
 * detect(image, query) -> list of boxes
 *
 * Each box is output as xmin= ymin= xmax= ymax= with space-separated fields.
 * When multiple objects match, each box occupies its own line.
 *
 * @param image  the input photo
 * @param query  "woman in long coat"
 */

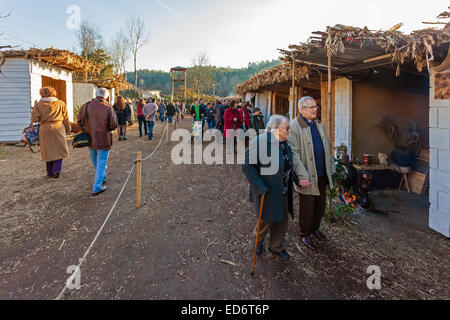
xmin=31 ymin=87 xmax=71 ymax=178
xmin=242 ymin=115 xmax=297 ymax=260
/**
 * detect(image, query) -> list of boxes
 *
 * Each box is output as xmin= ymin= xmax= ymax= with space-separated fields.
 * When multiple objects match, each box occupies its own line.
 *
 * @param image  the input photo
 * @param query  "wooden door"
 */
xmin=41 ymin=76 xmax=67 ymax=104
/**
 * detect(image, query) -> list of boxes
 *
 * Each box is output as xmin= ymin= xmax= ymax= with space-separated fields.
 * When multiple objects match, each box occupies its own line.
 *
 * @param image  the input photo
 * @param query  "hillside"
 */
xmin=126 ymin=60 xmax=280 ymax=97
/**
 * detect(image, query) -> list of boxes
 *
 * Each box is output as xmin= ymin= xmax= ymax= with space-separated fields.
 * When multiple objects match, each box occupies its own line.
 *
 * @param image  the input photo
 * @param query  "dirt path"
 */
xmin=0 ymin=119 xmax=448 ymax=300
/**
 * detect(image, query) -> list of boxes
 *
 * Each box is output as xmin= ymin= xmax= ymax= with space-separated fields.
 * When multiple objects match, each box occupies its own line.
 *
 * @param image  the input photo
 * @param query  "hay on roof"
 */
xmin=236 ymin=62 xmax=311 ymax=95
xmin=1 ymin=47 xmax=102 ymax=75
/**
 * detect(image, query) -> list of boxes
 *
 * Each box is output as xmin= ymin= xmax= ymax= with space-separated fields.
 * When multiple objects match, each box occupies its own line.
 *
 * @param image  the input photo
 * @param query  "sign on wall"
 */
xmin=434 ymin=71 xmax=450 ymax=100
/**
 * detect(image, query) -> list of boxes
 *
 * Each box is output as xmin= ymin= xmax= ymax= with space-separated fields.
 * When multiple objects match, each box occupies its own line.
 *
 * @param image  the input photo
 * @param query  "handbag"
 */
xmin=22 ymin=123 xmax=40 ymax=153
xmin=73 ymin=102 xmax=91 ymax=148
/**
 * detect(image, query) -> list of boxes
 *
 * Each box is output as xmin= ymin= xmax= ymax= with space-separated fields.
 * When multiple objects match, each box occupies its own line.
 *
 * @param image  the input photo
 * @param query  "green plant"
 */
xmin=325 ymin=157 xmax=355 ymax=222
xmin=336 ymin=143 xmax=348 ymax=160
xmin=73 ymin=105 xmax=82 ymax=120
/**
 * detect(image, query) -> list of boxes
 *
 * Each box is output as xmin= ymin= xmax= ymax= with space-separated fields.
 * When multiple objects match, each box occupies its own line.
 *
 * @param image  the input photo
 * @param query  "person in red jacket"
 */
xmin=223 ymin=100 xmax=243 ymax=153
xmin=243 ymin=102 xmax=252 ymax=131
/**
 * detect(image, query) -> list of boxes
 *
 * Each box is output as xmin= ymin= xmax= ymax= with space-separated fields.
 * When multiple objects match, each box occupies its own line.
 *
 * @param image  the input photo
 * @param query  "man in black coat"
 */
xmin=242 ymin=115 xmax=297 ymax=260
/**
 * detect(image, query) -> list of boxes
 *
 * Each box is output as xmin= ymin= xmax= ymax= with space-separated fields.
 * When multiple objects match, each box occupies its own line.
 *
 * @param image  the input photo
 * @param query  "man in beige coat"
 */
xmin=289 ymin=96 xmax=336 ymax=250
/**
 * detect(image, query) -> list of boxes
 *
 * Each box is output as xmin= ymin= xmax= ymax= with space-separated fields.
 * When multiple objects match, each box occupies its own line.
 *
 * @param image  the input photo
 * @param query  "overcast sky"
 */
xmin=0 ymin=0 xmax=448 ymax=71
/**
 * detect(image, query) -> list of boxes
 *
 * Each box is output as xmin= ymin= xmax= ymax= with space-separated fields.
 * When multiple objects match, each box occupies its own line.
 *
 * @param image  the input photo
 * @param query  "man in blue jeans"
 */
xmin=77 ymin=88 xmax=118 ymax=197
xmin=143 ymin=98 xmax=158 ymax=140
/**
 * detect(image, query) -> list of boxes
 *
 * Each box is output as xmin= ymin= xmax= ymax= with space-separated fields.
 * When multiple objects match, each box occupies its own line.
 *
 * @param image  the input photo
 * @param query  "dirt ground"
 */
xmin=0 ymin=119 xmax=448 ymax=300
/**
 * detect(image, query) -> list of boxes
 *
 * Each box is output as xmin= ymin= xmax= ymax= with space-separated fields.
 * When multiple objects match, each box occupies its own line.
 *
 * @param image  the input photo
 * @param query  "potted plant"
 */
xmin=378 ymin=116 xmax=421 ymax=167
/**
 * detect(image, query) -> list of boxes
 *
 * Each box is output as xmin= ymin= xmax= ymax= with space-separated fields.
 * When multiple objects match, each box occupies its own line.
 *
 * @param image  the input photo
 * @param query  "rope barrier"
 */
xmin=55 ymin=123 xmax=169 ymax=300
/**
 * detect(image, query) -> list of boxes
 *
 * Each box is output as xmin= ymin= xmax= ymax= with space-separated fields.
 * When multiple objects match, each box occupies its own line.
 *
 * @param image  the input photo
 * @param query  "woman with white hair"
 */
xmin=242 ymin=115 xmax=298 ymax=260
xmin=77 ymin=88 xmax=118 ymax=197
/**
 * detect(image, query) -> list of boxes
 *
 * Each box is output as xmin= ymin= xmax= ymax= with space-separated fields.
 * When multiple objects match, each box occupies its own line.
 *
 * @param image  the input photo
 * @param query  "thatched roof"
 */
xmin=1 ymin=47 xmax=102 ymax=74
xmin=279 ymin=17 xmax=450 ymax=77
xmin=236 ymin=62 xmax=313 ymax=95
xmin=90 ymin=74 xmax=133 ymax=91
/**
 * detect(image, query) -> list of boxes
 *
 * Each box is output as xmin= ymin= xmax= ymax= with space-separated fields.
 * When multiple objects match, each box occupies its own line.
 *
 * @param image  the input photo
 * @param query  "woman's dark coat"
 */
xmin=242 ymin=132 xmax=297 ymax=222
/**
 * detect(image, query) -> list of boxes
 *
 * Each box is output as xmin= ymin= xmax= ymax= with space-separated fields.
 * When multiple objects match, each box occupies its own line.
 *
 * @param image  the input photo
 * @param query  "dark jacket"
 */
xmin=113 ymin=103 xmax=131 ymax=126
xmin=242 ymin=132 xmax=296 ymax=222
xmin=78 ymin=98 xmax=118 ymax=150
xmin=190 ymin=104 xmax=206 ymax=120
xmin=166 ymin=103 xmax=176 ymax=116
xmin=206 ymin=107 xmax=216 ymax=122
xmin=251 ymin=114 xmax=265 ymax=132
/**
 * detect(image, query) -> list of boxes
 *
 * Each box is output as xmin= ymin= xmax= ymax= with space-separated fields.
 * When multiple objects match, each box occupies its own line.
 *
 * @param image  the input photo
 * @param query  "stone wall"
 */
xmin=429 ymin=69 xmax=450 ymax=237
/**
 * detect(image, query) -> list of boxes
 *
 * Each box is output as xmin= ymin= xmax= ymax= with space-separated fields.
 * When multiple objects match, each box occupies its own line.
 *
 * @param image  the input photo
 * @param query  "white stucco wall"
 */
xmin=429 ymin=70 xmax=450 ymax=237
xmin=334 ymin=78 xmax=353 ymax=158
xmin=73 ymin=82 xmax=97 ymax=111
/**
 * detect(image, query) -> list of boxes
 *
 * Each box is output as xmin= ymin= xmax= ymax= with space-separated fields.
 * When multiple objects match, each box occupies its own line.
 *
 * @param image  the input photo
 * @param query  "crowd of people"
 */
xmin=32 ymin=85 xmax=334 ymax=256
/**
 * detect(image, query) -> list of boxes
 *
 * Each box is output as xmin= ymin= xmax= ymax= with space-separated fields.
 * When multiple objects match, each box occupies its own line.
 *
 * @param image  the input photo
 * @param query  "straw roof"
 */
xmin=85 ymin=74 xmax=133 ymax=91
xmin=236 ymin=62 xmax=312 ymax=95
xmin=1 ymin=47 xmax=102 ymax=74
xmin=279 ymin=17 xmax=450 ymax=77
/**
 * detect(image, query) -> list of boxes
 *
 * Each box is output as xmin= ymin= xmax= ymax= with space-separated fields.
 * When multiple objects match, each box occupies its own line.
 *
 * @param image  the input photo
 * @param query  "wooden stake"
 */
xmin=328 ymin=53 xmax=333 ymax=141
xmin=291 ymin=51 xmax=296 ymax=120
xmin=166 ymin=120 xmax=169 ymax=145
xmin=136 ymin=152 xmax=142 ymax=209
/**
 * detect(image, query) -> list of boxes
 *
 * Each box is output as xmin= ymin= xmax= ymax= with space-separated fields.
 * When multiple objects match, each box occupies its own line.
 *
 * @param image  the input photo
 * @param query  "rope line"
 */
xmin=55 ymin=124 xmax=169 ymax=299
xmin=142 ymin=124 xmax=168 ymax=162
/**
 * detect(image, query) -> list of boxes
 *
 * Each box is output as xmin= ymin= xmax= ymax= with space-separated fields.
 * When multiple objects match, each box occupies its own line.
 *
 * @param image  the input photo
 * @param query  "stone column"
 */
xmin=429 ymin=69 xmax=450 ymax=237
xmin=334 ymin=78 xmax=353 ymax=158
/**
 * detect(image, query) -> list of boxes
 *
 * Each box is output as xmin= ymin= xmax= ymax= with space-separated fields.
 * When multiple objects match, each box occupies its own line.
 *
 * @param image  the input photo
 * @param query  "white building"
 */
xmin=0 ymin=48 xmax=100 ymax=142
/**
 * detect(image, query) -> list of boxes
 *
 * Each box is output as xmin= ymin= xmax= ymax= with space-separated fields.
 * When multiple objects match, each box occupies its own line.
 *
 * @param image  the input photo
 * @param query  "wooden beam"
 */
xmin=363 ymin=53 xmax=393 ymax=64
xmin=328 ymin=53 xmax=332 ymax=142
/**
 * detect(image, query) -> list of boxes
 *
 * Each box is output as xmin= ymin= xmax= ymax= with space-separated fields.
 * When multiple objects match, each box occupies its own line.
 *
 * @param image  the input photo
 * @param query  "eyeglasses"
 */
xmin=303 ymin=105 xmax=318 ymax=110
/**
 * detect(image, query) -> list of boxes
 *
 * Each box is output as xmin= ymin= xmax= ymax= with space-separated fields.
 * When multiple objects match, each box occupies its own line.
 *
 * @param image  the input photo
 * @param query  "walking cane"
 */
xmin=251 ymin=192 xmax=266 ymax=277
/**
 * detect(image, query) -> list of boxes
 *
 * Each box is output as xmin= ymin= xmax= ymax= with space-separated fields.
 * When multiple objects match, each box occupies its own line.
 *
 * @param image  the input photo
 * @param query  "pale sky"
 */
xmin=0 ymin=0 xmax=448 ymax=72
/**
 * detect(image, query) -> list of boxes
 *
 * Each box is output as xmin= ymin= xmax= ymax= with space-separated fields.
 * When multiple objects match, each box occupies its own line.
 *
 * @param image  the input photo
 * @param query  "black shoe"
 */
xmin=256 ymin=243 xmax=263 ymax=255
xmin=313 ymin=230 xmax=328 ymax=242
xmin=123 ymin=137 xmax=128 ymax=141
xmin=148 ymin=137 xmax=153 ymax=140
xmin=270 ymin=249 xmax=290 ymax=260
xmin=50 ymin=173 xmax=60 ymax=179
xmin=91 ymin=186 xmax=107 ymax=198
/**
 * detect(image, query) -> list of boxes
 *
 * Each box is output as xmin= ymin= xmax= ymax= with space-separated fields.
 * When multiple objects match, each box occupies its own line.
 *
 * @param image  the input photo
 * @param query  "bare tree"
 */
xmin=126 ymin=16 xmax=150 ymax=87
xmin=188 ymin=51 xmax=214 ymax=95
xmin=109 ymin=29 xmax=130 ymax=77
xmin=77 ymin=20 xmax=103 ymax=57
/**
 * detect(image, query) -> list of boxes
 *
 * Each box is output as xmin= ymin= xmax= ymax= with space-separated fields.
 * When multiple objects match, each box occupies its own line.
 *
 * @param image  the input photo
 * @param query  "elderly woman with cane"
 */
xmin=243 ymin=115 xmax=297 ymax=271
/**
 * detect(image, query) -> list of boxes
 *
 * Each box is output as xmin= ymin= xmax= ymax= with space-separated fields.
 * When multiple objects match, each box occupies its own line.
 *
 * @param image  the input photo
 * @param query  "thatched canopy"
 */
xmin=236 ymin=62 xmax=314 ymax=95
xmin=89 ymin=74 xmax=133 ymax=91
xmin=1 ymin=47 xmax=102 ymax=74
xmin=279 ymin=18 xmax=450 ymax=77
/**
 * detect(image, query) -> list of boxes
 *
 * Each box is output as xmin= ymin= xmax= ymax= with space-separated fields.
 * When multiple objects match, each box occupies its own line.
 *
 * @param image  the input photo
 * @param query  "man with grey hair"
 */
xmin=289 ymin=96 xmax=336 ymax=250
xmin=77 ymin=88 xmax=118 ymax=197
xmin=243 ymin=115 xmax=297 ymax=260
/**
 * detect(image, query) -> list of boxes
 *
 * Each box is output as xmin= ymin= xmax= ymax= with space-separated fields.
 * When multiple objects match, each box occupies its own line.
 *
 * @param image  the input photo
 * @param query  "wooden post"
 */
xmin=291 ymin=52 xmax=296 ymax=120
xmin=166 ymin=119 xmax=169 ymax=144
xmin=136 ymin=152 xmax=142 ymax=209
xmin=327 ymin=53 xmax=333 ymax=142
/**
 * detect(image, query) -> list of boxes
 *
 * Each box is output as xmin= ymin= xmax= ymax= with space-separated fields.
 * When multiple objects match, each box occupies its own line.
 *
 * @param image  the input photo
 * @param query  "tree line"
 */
xmin=126 ymin=59 xmax=280 ymax=98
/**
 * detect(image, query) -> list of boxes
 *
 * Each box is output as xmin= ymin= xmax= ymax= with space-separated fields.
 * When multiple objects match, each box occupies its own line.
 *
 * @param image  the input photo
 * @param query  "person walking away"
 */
xmin=243 ymin=102 xmax=252 ymax=131
xmin=166 ymin=101 xmax=176 ymax=126
xmin=77 ymin=88 xmax=118 ymax=197
xmin=242 ymin=115 xmax=296 ymax=260
xmin=251 ymin=108 xmax=265 ymax=134
xmin=206 ymin=103 xmax=216 ymax=130
xmin=143 ymin=98 xmax=158 ymax=140
xmin=31 ymin=86 xmax=71 ymax=179
xmin=289 ymin=96 xmax=336 ymax=250
xmin=113 ymin=96 xmax=130 ymax=141
xmin=136 ymin=99 xmax=148 ymax=138
xmin=223 ymin=101 xmax=243 ymax=153
xmin=126 ymin=98 xmax=135 ymax=124
xmin=214 ymin=100 xmax=225 ymax=132
xmin=158 ymin=101 xmax=166 ymax=123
